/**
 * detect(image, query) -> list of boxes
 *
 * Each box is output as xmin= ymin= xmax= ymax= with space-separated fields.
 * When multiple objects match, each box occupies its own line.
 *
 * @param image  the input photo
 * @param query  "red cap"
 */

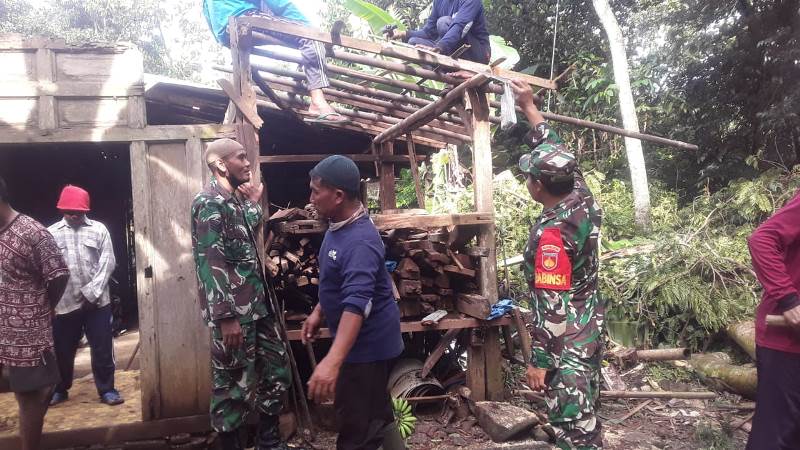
xmin=57 ymin=185 xmax=91 ymax=212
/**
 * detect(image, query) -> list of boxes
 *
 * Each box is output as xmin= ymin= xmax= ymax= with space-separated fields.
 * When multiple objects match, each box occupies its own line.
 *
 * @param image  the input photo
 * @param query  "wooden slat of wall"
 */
xmin=129 ymin=140 xmax=161 ymax=420
xmin=147 ymin=141 xmax=207 ymax=418
xmin=185 ymin=137 xmax=212 ymax=412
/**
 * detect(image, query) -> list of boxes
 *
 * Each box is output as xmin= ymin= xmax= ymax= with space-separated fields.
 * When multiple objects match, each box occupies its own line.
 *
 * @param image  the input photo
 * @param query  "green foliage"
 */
xmin=645 ymin=362 xmax=696 ymax=384
xmin=344 ymin=0 xmax=404 ymax=34
xmin=0 ymin=0 xmax=224 ymax=81
xmin=602 ymin=168 xmax=800 ymax=350
xmin=693 ymin=421 xmax=735 ymax=450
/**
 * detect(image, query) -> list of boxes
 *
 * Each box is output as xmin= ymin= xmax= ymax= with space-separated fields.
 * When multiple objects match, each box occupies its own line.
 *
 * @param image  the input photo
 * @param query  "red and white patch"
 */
xmin=534 ymin=228 xmax=571 ymax=291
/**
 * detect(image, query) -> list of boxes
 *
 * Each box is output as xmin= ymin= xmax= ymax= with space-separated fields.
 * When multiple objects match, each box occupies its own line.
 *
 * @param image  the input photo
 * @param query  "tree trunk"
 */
xmin=592 ymin=0 xmax=652 ymax=229
xmin=689 ymin=353 xmax=757 ymax=399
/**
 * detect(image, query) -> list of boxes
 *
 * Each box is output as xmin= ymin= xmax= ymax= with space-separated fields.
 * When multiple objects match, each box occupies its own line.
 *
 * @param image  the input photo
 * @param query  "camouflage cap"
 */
xmin=518 ymin=143 xmax=577 ymax=182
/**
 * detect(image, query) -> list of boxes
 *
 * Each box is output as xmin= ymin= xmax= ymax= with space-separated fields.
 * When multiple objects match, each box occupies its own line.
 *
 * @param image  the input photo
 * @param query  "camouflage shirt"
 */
xmin=522 ymin=123 xmax=605 ymax=371
xmin=191 ymin=178 xmax=269 ymax=326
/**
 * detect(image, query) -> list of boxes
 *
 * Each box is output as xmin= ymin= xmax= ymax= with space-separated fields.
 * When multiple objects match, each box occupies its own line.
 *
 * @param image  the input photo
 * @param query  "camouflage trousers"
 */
xmin=545 ymin=362 xmax=603 ymax=450
xmin=210 ymin=317 xmax=291 ymax=433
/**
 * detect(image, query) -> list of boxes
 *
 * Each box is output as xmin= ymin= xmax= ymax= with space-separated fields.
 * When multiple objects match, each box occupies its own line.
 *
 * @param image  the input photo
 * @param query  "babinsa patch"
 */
xmin=534 ymin=228 xmax=571 ymax=291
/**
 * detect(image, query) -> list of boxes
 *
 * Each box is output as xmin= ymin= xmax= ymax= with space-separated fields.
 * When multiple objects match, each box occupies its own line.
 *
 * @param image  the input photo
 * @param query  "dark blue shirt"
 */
xmin=318 ymin=215 xmax=404 ymax=363
xmin=407 ymin=0 xmax=490 ymax=56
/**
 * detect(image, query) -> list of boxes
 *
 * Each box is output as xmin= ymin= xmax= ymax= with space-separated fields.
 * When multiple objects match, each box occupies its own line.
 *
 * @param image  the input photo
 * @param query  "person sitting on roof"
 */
xmin=203 ymin=0 xmax=347 ymax=124
xmin=385 ymin=0 xmax=491 ymax=65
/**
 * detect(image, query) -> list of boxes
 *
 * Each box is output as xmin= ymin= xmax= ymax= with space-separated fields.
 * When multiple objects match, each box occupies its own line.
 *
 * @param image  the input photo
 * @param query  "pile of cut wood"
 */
xmin=266 ymin=206 xmax=324 ymax=316
xmin=265 ymin=207 xmax=489 ymax=321
xmin=382 ymin=228 xmax=486 ymax=319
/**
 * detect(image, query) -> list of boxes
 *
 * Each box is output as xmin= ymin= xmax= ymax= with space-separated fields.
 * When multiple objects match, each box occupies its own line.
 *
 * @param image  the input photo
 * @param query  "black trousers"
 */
xmin=746 ymin=345 xmax=800 ymax=450
xmin=335 ymin=359 xmax=396 ymax=450
xmin=52 ymin=305 xmax=116 ymax=396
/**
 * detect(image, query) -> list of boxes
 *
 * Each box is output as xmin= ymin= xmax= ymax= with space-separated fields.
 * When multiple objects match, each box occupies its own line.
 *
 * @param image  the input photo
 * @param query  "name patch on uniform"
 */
xmin=534 ymin=228 xmax=571 ymax=291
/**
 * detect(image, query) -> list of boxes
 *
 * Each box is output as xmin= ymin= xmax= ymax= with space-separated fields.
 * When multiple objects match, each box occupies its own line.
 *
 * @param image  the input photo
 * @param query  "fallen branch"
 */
xmin=514 ymin=389 xmax=717 ymax=400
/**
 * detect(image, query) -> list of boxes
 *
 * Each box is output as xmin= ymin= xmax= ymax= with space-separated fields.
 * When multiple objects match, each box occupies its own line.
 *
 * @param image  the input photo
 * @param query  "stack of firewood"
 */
xmin=266 ymin=208 xmax=489 ymax=320
xmin=383 ymin=229 xmax=483 ymax=319
xmin=266 ymin=206 xmax=323 ymax=315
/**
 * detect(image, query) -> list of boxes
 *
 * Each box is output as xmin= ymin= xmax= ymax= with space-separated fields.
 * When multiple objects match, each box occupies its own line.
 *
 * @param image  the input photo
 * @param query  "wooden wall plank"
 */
xmin=0 ymin=124 xmax=237 ymax=145
xmin=129 ymin=141 xmax=160 ymax=421
xmin=185 ymin=137 xmax=212 ymax=412
xmin=146 ymin=141 xmax=208 ymax=418
xmin=57 ymin=98 xmax=129 ymax=127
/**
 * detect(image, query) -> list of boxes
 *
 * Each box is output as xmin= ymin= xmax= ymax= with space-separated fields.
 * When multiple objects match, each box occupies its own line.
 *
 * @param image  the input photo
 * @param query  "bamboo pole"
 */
xmin=217 ymin=66 xmax=467 ymax=127
xmin=252 ymin=47 xmax=445 ymax=97
xmin=248 ymin=73 xmax=468 ymax=134
xmin=634 ymin=348 xmax=691 ymax=362
xmin=374 ymin=73 xmax=489 ymax=144
xmin=230 ymin=63 xmax=467 ymax=121
xmin=256 ymin=93 xmax=469 ymax=144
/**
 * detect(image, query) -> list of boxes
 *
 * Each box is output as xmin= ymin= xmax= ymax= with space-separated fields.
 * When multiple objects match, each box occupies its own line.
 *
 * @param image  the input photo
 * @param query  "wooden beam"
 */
xmin=371 ymin=212 xmax=493 ymax=230
xmin=406 ymin=135 xmax=425 ymax=208
xmin=218 ymin=78 xmax=263 ymax=128
xmin=379 ymin=141 xmax=396 ymax=210
xmin=0 ymin=415 xmax=210 ymax=450
xmin=486 ymin=98 xmax=699 ymax=150
xmin=484 ymin=327 xmax=505 ymax=401
xmin=251 ymin=68 xmax=303 ymax=122
xmin=285 ymin=315 xmax=512 ymax=340
xmin=421 ymin=328 xmax=461 ymax=378
xmin=467 ymin=89 xmax=499 ymax=306
xmin=0 ymin=124 xmax=237 ymax=145
xmin=259 ymin=153 xmax=425 ymax=164
xmin=237 ymin=16 xmax=556 ymax=90
xmin=373 ymin=73 xmax=489 ymax=144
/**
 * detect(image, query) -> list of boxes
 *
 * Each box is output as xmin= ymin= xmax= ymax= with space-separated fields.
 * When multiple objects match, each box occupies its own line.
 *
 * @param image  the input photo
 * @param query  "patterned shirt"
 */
xmin=0 ymin=214 xmax=70 ymax=367
xmin=48 ymin=218 xmax=116 ymax=315
xmin=191 ymin=178 xmax=269 ymax=327
xmin=522 ymin=123 xmax=605 ymax=371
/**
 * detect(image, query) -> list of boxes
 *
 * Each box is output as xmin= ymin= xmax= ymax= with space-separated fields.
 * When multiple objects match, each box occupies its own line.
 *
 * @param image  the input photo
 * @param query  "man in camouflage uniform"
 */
xmin=511 ymin=80 xmax=605 ymax=449
xmin=191 ymin=138 xmax=291 ymax=450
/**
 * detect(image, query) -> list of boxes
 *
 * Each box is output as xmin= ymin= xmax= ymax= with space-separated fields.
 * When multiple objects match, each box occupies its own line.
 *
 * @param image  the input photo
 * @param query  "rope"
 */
xmin=547 ymin=0 xmax=562 ymax=111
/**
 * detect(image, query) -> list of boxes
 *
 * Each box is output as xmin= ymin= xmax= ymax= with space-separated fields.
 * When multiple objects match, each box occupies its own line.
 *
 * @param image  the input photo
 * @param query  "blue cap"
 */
xmin=310 ymin=155 xmax=361 ymax=194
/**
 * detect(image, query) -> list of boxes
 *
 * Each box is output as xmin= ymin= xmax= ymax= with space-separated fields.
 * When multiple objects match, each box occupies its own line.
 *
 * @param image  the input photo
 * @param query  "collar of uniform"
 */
xmin=209 ymin=178 xmax=236 ymax=203
xmin=540 ymin=189 xmax=581 ymax=222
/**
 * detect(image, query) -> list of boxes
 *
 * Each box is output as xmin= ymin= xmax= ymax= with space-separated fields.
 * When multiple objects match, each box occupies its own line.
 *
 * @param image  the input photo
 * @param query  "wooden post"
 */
xmin=465 ymin=88 xmax=503 ymax=401
xmin=379 ymin=141 xmax=396 ymax=210
xmin=405 ymin=135 xmax=425 ymax=209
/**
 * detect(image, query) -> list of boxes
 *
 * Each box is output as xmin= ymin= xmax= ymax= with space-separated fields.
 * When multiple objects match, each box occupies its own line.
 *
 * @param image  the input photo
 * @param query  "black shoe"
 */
xmin=256 ymin=414 xmax=293 ymax=450
xmin=218 ymin=431 xmax=243 ymax=450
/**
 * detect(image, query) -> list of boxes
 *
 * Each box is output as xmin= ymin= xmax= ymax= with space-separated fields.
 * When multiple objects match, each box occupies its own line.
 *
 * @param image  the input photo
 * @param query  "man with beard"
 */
xmin=301 ymin=155 xmax=404 ymax=450
xmin=191 ymin=138 xmax=291 ymax=450
xmin=0 ymin=175 xmax=69 ymax=450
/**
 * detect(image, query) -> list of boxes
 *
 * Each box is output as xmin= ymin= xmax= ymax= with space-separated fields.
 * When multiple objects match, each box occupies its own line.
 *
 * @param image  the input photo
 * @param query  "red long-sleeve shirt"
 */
xmin=748 ymin=190 xmax=800 ymax=354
